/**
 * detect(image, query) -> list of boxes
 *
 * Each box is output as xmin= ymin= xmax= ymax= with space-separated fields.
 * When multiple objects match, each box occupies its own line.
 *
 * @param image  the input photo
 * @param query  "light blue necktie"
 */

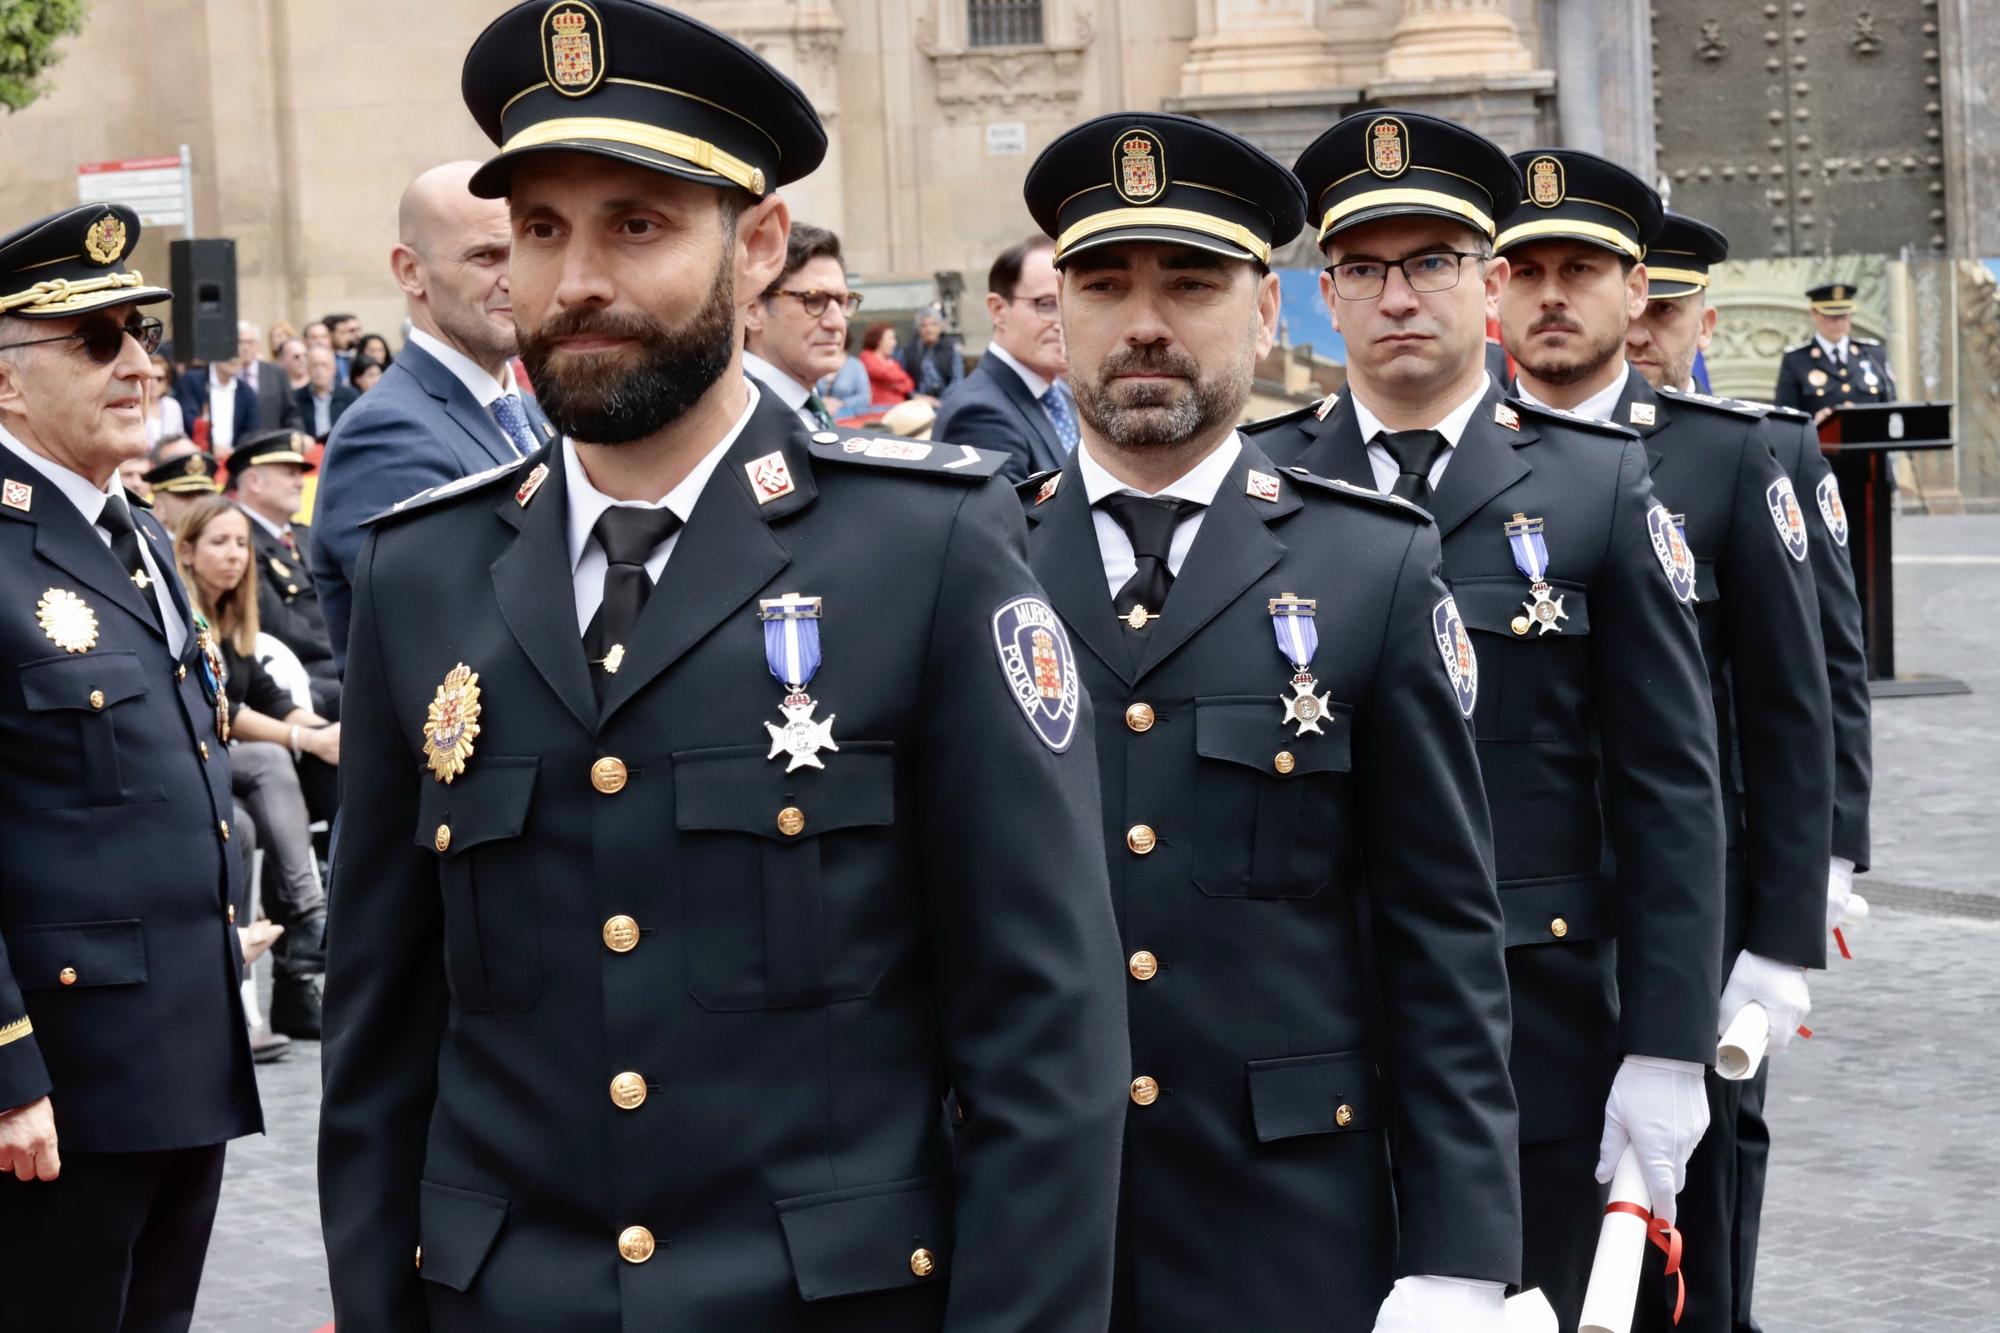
xmin=1041 ymin=383 xmax=1080 ymax=454
xmin=489 ymin=394 xmax=538 ymax=458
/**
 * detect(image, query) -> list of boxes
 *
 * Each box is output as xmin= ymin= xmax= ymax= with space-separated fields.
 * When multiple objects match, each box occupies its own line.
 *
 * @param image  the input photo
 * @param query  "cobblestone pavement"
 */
xmin=192 ymin=514 xmax=2000 ymax=1331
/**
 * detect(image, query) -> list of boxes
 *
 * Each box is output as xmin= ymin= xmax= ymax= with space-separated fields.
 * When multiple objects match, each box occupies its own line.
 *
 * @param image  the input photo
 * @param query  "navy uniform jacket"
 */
xmin=1772 ymin=337 xmax=1896 ymax=414
xmin=931 ymin=354 xmax=1066 ymax=484
xmin=1247 ymin=384 xmax=1725 ymax=1144
xmin=318 ymin=394 xmax=1129 ymax=1331
xmin=1614 ymin=377 xmax=1835 ymax=970
xmin=0 ymin=450 xmax=261 ymax=1152
xmin=1021 ymin=439 xmax=1519 ymax=1328
xmin=249 ymin=518 xmax=335 ymax=681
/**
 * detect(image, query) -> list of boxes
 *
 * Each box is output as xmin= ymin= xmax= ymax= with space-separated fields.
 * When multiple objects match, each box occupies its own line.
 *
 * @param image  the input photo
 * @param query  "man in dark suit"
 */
xmin=238 ymin=321 xmax=301 ymax=431
xmin=1020 ymin=111 xmax=1519 ymax=1331
xmin=0 ymin=203 xmax=262 ymax=1331
xmin=310 ymin=158 xmax=544 ymax=670
xmin=294 ymin=346 xmax=358 ymax=443
xmin=1772 ymin=282 xmax=1896 ymax=421
xmin=932 ymin=236 xmax=1077 ymax=481
xmin=318 ymin=6 xmax=1127 ymax=1328
xmin=172 ymin=356 xmax=260 ymax=456
xmin=1246 ymin=113 xmax=1727 ymax=1331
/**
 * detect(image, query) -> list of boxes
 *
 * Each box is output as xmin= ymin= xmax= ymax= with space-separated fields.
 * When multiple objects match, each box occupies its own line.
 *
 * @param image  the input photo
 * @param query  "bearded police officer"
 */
xmin=1626 ymin=211 xmax=1871 ymax=1332
xmin=316 ymin=5 xmax=1128 ymax=1329
xmin=0 ymin=204 xmax=262 ymax=1330
xmin=1245 ymin=114 xmax=1727 ymax=1330
xmin=1021 ymin=111 xmax=1520 ymax=1332
xmin=1495 ymin=152 xmax=1836 ymax=1333
xmin=1773 ymin=282 xmax=1897 ymax=421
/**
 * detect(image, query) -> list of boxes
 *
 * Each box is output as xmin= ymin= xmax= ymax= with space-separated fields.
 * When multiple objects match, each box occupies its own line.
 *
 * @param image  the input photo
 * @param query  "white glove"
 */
xmin=1719 ymin=951 xmax=1811 ymax=1055
xmin=1826 ymin=855 xmax=1856 ymax=933
xmin=1594 ymin=1055 xmax=1708 ymax=1225
xmin=1372 ymin=1275 xmax=1506 ymax=1332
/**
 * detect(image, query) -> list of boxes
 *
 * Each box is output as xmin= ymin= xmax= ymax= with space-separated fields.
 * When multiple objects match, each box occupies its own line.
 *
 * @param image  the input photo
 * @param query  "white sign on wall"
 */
xmin=77 ymin=153 xmax=191 ymax=231
xmin=985 ymin=122 xmax=1028 ymax=157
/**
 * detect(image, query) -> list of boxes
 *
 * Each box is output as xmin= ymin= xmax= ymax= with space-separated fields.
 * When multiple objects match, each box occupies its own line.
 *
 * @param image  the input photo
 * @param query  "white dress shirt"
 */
xmin=1814 ymin=332 xmax=1851 ymax=365
xmin=1514 ymin=363 xmax=1629 ymax=427
xmin=1076 ymin=432 xmax=1242 ymax=600
xmin=564 ymin=382 xmax=758 ymax=632
xmin=1351 ymin=371 xmax=1491 ymax=495
xmin=208 ymin=367 xmax=239 ymax=453
xmin=742 ymin=351 xmax=819 ymax=431
xmin=984 ymin=341 xmax=1056 ymax=401
xmin=0 ymin=425 xmax=185 ymax=655
xmin=407 ymin=327 xmax=518 ymax=408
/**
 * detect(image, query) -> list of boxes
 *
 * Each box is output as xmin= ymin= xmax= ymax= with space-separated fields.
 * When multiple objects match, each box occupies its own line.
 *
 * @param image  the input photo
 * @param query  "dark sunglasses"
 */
xmin=0 ymin=314 xmax=165 ymax=364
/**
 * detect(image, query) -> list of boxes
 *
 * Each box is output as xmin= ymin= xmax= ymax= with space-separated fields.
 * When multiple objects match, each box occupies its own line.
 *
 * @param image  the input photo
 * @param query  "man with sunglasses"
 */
xmin=934 ymin=236 xmax=1076 ymax=482
xmin=0 ymin=203 xmax=262 ymax=1330
xmin=743 ymin=223 xmax=862 ymax=432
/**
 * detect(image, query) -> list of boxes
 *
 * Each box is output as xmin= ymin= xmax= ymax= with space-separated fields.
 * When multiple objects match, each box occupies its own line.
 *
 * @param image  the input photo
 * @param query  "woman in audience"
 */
xmin=145 ymin=352 xmax=185 ymax=447
xmin=859 ymin=322 xmax=917 ymax=407
xmin=355 ymin=332 xmax=395 ymax=369
xmin=349 ymin=356 xmax=385 ymax=393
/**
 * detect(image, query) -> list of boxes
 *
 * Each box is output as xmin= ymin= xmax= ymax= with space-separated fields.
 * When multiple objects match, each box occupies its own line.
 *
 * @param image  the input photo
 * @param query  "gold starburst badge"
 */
xmin=422 ymin=663 xmax=482 ymax=784
xmin=37 ymin=588 xmax=98 ymax=653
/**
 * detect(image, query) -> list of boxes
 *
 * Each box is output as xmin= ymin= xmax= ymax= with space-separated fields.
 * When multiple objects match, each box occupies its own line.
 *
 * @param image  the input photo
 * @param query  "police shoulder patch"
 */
xmin=1282 ymin=467 xmax=1433 ymax=522
xmin=809 ymin=436 xmax=1004 ymax=481
xmin=1647 ymin=503 xmax=1697 ymax=603
xmin=1509 ymin=398 xmax=1639 ymax=440
xmin=1431 ymin=595 xmax=1478 ymax=719
xmin=1851 ymin=335 xmax=1882 ymax=347
xmin=1815 ymin=472 xmax=1849 ymax=548
xmin=1766 ymin=475 xmax=1810 ymax=561
xmin=1656 ymin=384 xmax=1765 ymax=419
xmin=363 ymin=457 xmax=531 ymax=528
xmin=992 ymin=595 xmax=1081 ymax=752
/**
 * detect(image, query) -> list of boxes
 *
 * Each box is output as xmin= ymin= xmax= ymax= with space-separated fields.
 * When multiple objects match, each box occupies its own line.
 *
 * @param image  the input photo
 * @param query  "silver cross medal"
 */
xmin=1282 ymin=670 xmax=1332 ymax=736
xmin=1522 ymin=581 xmax=1568 ymax=635
xmin=766 ymin=692 xmax=839 ymax=773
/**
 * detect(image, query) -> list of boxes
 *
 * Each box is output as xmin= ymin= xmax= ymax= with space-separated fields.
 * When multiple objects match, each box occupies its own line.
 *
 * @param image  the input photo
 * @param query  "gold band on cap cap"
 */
xmin=501 ymin=116 xmax=766 ymax=194
xmin=1493 ymin=217 xmax=1644 ymax=260
xmin=1318 ymin=189 xmax=1496 ymax=244
xmin=1645 ymin=265 xmax=1710 ymax=290
xmin=1056 ymin=207 xmax=1271 ymax=265
xmin=1810 ymin=300 xmax=1857 ymax=313
xmin=0 ymin=271 xmax=145 ymax=315
xmin=243 ymin=451 xmax=310 ymax=467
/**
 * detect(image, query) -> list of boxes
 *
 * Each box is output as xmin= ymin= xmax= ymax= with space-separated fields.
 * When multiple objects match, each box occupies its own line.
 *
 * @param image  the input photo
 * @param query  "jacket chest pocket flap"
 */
xmin=4 ymin=919 xmax=148 ymax=991
xmin=19 ymin=653 xmax=163 ymax=807
xmin=1193 ymin=698 xmax=1350 ymax=899
xmin=1450 ymin=579 xmax=1592 ymax=742
xmin=1247 ymin=1048 xmax=1382 ymax=1143
xmin=417 ymin=757 xmax=540 ymax=1012
xmin=675 ymin=743 xmax=896 ymax=1011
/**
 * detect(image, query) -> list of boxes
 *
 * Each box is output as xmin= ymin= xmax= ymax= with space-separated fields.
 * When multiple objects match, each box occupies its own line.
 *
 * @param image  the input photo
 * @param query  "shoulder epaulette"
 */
xmin=1279 ymin=466 xmax=1432 ymax=522
xmin=362 ymin=457 xmax=528 ymax=528
xmin=1852 ymin=335 xmax=1883 ymax=347
xmin=1657 ymin=384 xmax=1766 ymax=419
xmin=1731 ymin=396 xmax=1811 ymax=421
xmin=1509 ymin=397 xmax=1640 ymax=439
xmin=807 ymin=432 xmax=1004 ymax=481
xmin=1241 ymin=396 xmax=1330 ymax=436
xmin=1783 ymin=337 xmax=1813 ymax=353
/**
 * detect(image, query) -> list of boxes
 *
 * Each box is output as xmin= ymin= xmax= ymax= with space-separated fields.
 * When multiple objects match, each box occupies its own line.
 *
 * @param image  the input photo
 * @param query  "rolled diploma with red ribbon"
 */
xmin=1579 ymin=1147 xmax=1651 ymax=1333
xmin=1716 ymin=1000 xmax=1771 ymax=1082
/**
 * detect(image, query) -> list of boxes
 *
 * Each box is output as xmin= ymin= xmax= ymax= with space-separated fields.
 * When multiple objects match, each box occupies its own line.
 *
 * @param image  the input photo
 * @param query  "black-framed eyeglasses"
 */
xmin=1325 ymin=251 xmax=1487 ymax=301
xmin=771 ymin=289 xmax=863 ymax=318
xmin=1010 ymin=295 xmax=1061 ymax=320
xmin=0 ymin=314 xmax=165 ymax=364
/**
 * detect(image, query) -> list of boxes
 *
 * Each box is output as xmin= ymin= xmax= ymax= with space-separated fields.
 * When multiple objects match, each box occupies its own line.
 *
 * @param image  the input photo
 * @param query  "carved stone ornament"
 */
xmin=1852 ymin=12 xmax=1884 ymax=56
xmin=1697 ymin=18 xmax=1729 ymax=61
xmin=916 ymin=11 xmax=1094 ymax=124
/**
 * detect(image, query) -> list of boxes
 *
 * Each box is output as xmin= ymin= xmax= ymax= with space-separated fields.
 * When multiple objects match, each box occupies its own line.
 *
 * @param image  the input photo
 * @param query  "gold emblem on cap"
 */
xmin=84 ymin=213 xmax=128 ymax=265
xmin=1366 ymin=116 xmax=1410 ymax=179
xmin=183 ymin=455 xmax=207 ymax=476
xmin=422 ymin=663 xmax=482 ymax=784
xmin=543 ymin=1 xmax=607 ymax=97
xmin=1114 ymin=127 xmax=1165 ymax=206
xmin=1528 ymin=155 xmax=1565 ymax=208
xmin=37 ymin=588 xmax=98 ymax=654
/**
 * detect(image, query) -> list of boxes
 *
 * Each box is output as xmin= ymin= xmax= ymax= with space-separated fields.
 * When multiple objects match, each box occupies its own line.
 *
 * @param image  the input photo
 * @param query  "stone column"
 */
xmin=1178 ymin=0 xmax=1341 ymax=98
xmin=1551 ymin=0 xmax=1653 ymax=180
xmin=1379 ymin=0 xmax=1535 ymax=81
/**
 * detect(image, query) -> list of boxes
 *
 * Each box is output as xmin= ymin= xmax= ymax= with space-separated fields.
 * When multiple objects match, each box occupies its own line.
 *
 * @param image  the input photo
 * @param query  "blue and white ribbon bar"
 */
xmin=1267 ymin=593 xmax=1319 ymax=670
xmin=1504 ymin=514 xmax=1550 ymax=583
xmin=759 ymin=593 xmax=823 ymax=691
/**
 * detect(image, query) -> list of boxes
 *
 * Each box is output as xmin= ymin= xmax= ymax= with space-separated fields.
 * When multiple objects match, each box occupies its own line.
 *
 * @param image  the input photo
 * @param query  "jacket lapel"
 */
xmin=1 ymin=452 xmax=167 ymax=640
xmin=1304 ymin=395 xmax=1377 ymax=489
xmin=1425 ymin=385 xmax=1535 ymax=537
xmin=986 ymin=356 xmax=1063 ymax=471
xmin=1025 ymin=453 xmax=1133 ymax=685
xmin=403 ymin=342 xmax=521 ymax=468
xmin=490 ymin=445 xmax=598 ymax=732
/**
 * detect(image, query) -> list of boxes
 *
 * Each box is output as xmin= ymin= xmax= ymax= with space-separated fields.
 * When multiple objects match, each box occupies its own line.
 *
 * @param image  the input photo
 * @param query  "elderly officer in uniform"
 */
xmin=1773 ymin=282 xmax=1897 ymax=422
xmin=0 ymin=204 xmax=261 ymax=1331
xmin=226 ymin=429 xmax=339 ymax=717
xmin=1245 ymin=114 xmax=1727 ymax=1331
xmin=1626 ymin=210 xmax=1870 ymax=1333
xmin=1494 ymin=153 xmax=1836 ymax=1332
xmin=141 ymin=448 xmax=222 ymax=536
xmin=1017 ymin=112 xmax=1520 ymax=1331
xmin=316 ymin=4 xmax=1128 ymax=1330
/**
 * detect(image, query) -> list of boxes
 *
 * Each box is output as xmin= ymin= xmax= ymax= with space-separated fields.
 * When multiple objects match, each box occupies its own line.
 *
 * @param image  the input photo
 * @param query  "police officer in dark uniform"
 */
xmin=141 ymin=449 xmax=222 ymax=531
xmin=1495 ymin=154 xmax=1836 ymax=1332
xmin=1018 ymin=111 xmax=1520 ymax=1332
xmin=317 ymin=5 xmax=1128 ymax=1329
xmin=224 ymin=428 xmax=339 ymax=718
xmin=1245 ymin=115 xmax=1726 ymax=1331
xmin=0 ymin=203 xmax=261 ymax=1330
xmin=1772 ymin=282 xmax=1897 ymax=420
xmin=1626 ymin=211 xmax=1871 ymax=1333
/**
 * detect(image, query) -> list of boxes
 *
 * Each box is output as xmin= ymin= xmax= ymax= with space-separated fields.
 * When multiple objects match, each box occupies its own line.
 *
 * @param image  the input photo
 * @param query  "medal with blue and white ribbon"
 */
xmin=1270 ymin=593 xmax=1331 ymax=737
xmin=1505 ymin=513 xmax=1567 ymax=637
xmin=759 ymin=593 xmax=838 ymax=773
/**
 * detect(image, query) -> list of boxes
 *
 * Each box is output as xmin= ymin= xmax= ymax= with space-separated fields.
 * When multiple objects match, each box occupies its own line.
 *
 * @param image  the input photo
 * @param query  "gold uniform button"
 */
xmin=1273 ymin=750 xmax=1295 ymax=775
xmin=58 ymin=966 xmax=78 ymax=986
xmin=1550 ymin=917 xmax=1570 ymax=939
xmin=1128 ymin=950 xmax=1159 ymax=982
xmin=434 ymin=824 xmax=452 ymax=854
xmin=910 ymin=1248 xmax=936 ymax=1278
xmin=591 ymin=756 xmax=629 ymax=795
xmin=219 ymin=819 xmax=230 ymax=842
xmin=602 ymin=915 xmax=640 ymax=953
xmin=776 ymin=806 xmax=806 ymax=837
xmin=1511 ymin=615 xmax=1532 ymax=637
xmin=1130 ymin=1075 xmax=1160 ymax=1106
xmin=176 ymin=664 xmax=187 ymax=682
xmin=618 ymin=1226 xmax=656 ymax=1264
xmin=1126 ymin=824 xmax=1157 ymax=856
xmin=89 ymin=689 xmax=105 ymax=710
xmin=1124 ymin=702 xmax=1156 ymax=733
xmin=199 ymin=742 xmax=211 ymax=761
xmin=609 ymin=1072 xmax=648 ymax=1110
xmin=227 ymin=904 xmax=237 ymax=923
xmin=1336 ymin=1103 xmax=1354 ymax=1128
xmin=415 ymin=1244 xmax=422 ymax=1270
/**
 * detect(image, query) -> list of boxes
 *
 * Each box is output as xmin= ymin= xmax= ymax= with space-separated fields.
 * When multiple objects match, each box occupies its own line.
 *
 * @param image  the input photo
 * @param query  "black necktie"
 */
xmin=582 ymin=505 xmax=683 ymax=698
xmin=97 ymin=492 xmax=164 ymax=631
xmin=1097 ymin=493 xmax=1199 ymax=627
xmin=1377 ymin=429 xmax=1450 ymax=506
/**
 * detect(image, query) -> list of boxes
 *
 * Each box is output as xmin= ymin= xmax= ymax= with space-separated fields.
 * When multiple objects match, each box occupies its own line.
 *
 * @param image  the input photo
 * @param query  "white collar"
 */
xmin=407 ymin=327 xmax=515 ymax=407
xmin=0 ymin=421 xmax=120 ymax=525
xmin=741 ymin=351 xmax=813 ymax=412
xmin=1077 ymin=431 xmax=1243 ymax=507
xmin=562 ymin=382 xmax=760 ymax=574
xmin=1815 ymin=332 xmax=1850 ymax=360
xmin=244 ymin=505 xmax=290 ymax=541
xmin=1350 ymin=371 xmax=1491 ymax=448
xmin=984 ymin=341 xmax=1056 ymax=400
xmin=1515 ymin=363 xmax=1629 ymax=425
